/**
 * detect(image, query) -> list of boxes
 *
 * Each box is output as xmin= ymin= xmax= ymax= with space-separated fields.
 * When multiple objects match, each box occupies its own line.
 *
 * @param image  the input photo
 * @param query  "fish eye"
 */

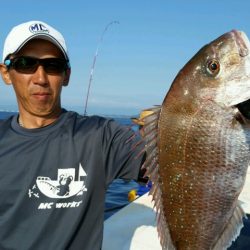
xmin=206 ymin=59 xmax=220 ymax=75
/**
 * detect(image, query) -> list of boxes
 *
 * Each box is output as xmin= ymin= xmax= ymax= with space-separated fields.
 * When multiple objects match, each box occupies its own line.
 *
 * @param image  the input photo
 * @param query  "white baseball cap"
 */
xmin=2 ymin=20 xmax=69 ymax=62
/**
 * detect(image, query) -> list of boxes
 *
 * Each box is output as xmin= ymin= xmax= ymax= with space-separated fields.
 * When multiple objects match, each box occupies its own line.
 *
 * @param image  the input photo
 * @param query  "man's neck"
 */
xmin=18 ymin=109 xmax=62 ymax=129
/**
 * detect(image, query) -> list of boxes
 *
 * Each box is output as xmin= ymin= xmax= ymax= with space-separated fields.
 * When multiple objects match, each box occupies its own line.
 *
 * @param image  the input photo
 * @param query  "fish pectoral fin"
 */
xmin=213 ymin=202 xmax=246 ymax=250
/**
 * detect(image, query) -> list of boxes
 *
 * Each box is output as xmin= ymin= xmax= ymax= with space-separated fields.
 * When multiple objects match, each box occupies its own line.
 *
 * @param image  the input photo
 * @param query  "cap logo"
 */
xmin=29 ymin=23 xmax=49 ymax=34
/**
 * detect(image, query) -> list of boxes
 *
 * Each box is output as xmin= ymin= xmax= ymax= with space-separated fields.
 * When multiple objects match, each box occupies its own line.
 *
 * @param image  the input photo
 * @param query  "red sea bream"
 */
xmin=143 ymin=30 xmax=250 ymax=250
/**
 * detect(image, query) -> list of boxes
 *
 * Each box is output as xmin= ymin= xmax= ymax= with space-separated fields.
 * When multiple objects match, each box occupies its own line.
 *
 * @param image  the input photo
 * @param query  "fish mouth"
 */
xmin=232 ymin=31 xmax=250 ymax=120
xmin=232 ymin=30 xmax=250 ymax=57
xmin=235 ymin=99 xmax=250 ymax=120
xmin=215 ymin=30 xmax=250 ymax=111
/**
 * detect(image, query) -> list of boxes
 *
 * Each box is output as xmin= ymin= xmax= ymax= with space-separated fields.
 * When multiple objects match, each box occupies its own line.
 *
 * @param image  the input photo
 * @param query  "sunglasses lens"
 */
xmin=8 ymin=57 xmax=68 ymax=74
xmin=14 ymin=57 xmax=38 ymax=73
xmin=43 ymin=58 xmax=67 ymax=74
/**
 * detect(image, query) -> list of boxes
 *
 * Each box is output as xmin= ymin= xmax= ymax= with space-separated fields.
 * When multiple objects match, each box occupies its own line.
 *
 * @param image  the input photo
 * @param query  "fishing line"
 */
xmin=83 ymin=21 xmax=119 ymax=116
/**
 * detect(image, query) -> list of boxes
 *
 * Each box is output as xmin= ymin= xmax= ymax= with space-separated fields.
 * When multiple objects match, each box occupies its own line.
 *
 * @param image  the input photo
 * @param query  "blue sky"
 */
xmin=0 ymin=0 xmax=250 ymax=115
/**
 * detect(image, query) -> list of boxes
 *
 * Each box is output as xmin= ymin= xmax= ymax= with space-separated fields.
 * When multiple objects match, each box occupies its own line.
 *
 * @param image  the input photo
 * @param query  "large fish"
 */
xmin=143 ymin=30 xmax=250 ymax=249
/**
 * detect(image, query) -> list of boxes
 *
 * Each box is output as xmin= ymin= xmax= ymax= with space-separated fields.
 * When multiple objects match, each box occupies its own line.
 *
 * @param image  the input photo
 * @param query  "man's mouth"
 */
xmin=32 ymin=92 xmax=51 ymax=101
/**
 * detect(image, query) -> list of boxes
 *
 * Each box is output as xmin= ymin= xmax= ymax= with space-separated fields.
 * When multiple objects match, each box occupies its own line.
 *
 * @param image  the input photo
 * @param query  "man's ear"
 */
xmin=0 ymin=64 xmax=12 ymax=85
xmin=63 ymin=68 xmax=71 ymax=86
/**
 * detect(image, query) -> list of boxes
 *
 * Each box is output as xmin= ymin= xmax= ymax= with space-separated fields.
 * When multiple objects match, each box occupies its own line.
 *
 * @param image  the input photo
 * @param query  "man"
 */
xmin=0 ymin=20 xmax=144 ymax=250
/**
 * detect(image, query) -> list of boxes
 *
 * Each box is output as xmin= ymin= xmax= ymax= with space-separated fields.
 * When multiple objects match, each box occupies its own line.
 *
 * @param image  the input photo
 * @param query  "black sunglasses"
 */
xmin=4 ymin=56 xmax=70 ymax=74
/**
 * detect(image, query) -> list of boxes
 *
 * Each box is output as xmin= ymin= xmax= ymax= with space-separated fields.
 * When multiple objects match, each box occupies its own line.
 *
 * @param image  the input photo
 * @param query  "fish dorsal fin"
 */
xmin=213 ymin=202 xmax=246 ymax=250
xmin=142 ymin=106 xmax=175 ymax=249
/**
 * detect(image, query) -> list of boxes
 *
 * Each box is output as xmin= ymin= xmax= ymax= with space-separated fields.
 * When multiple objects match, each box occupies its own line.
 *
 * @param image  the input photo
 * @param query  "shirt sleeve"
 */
xmin=101 ymin=119 xmax=145 ymax=187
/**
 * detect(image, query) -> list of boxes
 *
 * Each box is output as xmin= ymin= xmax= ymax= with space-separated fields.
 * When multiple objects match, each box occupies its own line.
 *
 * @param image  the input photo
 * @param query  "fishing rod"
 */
xmin=83 ymin=21 xmax=119 ymax=116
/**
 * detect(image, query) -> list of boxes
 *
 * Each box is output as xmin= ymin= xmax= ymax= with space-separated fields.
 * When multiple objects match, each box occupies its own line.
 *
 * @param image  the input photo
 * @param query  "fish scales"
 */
xmin=159 ymin=100 xmax=249 ymax=249
xmin=143 ymin=30 xmax=250 ymax=249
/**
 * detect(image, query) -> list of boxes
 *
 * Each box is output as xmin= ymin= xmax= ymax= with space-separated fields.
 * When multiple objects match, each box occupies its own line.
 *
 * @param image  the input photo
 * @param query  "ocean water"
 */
xmin=0 ymin=111 xmax=17 ymax=120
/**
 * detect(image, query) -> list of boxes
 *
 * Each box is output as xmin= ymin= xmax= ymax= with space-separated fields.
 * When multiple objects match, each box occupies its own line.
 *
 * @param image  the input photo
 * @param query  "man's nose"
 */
xmin=31 ymin=65 xmax=49 ymax=85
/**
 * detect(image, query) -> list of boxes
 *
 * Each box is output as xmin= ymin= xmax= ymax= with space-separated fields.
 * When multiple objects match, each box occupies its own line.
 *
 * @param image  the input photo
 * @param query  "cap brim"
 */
xmin=14 ymin=34 xmax=68 ymax=60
